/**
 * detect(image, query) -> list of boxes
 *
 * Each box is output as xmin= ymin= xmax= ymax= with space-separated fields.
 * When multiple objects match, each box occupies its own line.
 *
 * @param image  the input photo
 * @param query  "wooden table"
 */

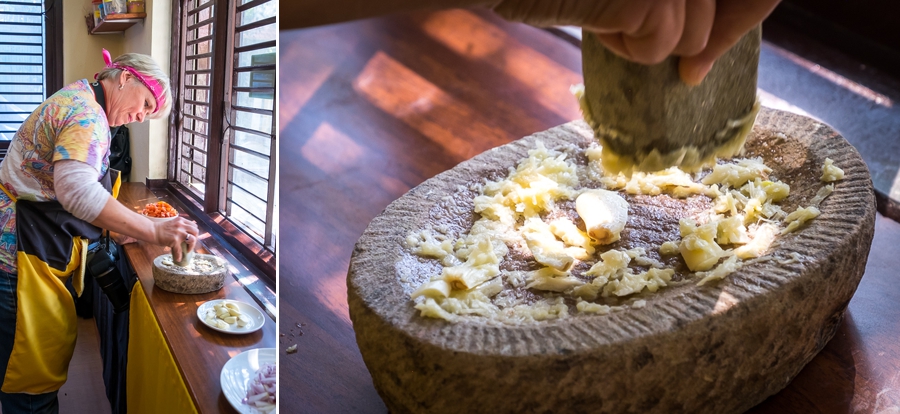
xmin=116 ymin=183 xmax=277 ymax=413
xmin=281 ymin=9 xmax=900 ymax=413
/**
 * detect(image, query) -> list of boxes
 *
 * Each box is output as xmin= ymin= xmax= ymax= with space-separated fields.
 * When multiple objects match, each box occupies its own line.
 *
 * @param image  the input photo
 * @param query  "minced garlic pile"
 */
xmin=160 ymin=255 xmax=219 ymax=273
xmin=405 ymin=139 xmax=843 ymax=324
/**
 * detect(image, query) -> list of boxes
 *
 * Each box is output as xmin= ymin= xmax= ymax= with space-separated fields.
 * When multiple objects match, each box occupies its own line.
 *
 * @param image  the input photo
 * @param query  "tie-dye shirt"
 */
xmin=0 ymin=79 xmax=110 ymax=273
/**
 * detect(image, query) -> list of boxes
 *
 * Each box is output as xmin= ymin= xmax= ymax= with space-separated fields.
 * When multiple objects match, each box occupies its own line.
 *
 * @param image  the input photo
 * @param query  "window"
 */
xmin=0 ymin=0 xmax=62 ymax=156
xmin=170 ymin=0 xmax=276 ymax=280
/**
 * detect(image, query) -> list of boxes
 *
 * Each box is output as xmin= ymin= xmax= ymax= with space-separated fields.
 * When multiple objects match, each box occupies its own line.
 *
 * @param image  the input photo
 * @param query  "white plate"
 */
xmin=221 ymin=348 xmax=276 ymax=414
xmin=197 ymin=299 xmax=266 ymax=334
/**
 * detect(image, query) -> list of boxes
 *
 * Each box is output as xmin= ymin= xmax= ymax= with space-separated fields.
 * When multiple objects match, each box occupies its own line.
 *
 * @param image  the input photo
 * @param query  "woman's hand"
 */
xmin=152 ymin=217 xmax=199 ymax=262
xmin=491 ymin=0 xmax=782 ymax=85
xmin=91 ymin=195 xmax=200 ymax=262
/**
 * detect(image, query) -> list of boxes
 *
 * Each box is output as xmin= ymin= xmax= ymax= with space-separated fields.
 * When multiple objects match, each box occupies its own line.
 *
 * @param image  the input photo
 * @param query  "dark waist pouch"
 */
xmin=86 ymin=236 xmax=131 ymax=314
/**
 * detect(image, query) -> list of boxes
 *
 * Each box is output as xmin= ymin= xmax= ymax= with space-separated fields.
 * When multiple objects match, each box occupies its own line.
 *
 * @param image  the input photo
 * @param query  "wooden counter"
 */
xmin=116 ymin=183 xmax=276 ymax=413
xmin=281 ymin=8 xmax=900 ymax=414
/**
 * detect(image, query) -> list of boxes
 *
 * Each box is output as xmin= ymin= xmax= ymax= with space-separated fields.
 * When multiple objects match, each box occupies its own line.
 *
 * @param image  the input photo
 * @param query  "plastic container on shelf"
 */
xmin=126 ymin=0 xmax=145 ymax=13
xmin=92 ymin=0 xmax=102 ymax=27
xmin=112 ymin=0 xmax=127 ymax=14
xmin=102 ymin=0 xmax=126 ymax=16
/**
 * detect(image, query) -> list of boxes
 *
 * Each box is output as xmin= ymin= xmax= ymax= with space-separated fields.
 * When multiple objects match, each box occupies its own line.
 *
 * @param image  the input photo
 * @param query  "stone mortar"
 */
xmin=347 ymin=108 xmax=876 ymax=414
xmin=152 ymin=253 xmax=228 ymax=294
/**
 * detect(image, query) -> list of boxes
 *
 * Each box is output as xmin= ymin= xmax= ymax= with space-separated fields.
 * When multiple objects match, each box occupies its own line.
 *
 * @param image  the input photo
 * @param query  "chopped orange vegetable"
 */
xmin=141 ymin=201 xmax=178 ymax=218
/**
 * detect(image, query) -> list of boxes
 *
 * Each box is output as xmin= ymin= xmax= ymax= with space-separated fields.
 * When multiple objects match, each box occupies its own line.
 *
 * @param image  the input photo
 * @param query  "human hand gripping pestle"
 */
xmin=578 ymin=25 xmax=762 ymax=173
xmin=174 ymin=238 xmax=195 ymax=267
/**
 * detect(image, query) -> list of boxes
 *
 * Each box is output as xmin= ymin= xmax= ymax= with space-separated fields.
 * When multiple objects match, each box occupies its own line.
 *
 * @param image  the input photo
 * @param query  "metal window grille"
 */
xmin=176 ymin=0 xmax=216 ymax=199
xmin=174 ymin=0 xmax=276 ymax=255
xmin=0 ymin=0 xmax=45 ymax=142
xmin=223 ymin=0 xmax=276 ymax=251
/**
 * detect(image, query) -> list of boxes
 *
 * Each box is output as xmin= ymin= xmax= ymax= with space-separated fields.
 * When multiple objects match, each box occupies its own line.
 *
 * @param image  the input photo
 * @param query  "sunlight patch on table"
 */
xmin=301 ymin=122 xmax=364 ymax=174
xmin=313 ymin=269 xmax=352 ymax=326
xmin=377 ymin=174 xmax=411 ymax=200
xmin=420 ymin=10 xmax=582 ymax=121
xmin=354 ymin=51 xmax=501 ymax=160
xmin=421 ymin=10 xmax=505 ymax=59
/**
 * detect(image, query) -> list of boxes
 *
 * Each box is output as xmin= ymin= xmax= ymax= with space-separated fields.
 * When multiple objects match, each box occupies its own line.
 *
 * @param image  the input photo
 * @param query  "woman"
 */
xmin=0 ymin=50 xmax=197 ymax=413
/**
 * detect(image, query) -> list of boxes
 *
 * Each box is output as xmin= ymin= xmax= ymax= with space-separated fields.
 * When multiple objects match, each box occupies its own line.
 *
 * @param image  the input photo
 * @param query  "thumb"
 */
xmin=678 ymin=57 xmax=715 ymax=86
xmin=677 ymin=0 xmax=781 ymax=85
xmin=677 ymin=25 xmax=747 ymax=86
xmin=172 ymin=242 xmax=183 ymax=263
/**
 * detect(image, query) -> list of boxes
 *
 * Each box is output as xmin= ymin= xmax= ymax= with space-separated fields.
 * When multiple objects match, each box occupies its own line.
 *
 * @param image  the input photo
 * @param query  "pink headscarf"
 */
xmin=94 ymin=49 xmax=166 ymax=114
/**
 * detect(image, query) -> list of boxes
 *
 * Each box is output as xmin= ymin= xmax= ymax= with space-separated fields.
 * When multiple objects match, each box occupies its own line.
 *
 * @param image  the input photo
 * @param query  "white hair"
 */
xmin=97 ymin=52 xmax=173 ymax=119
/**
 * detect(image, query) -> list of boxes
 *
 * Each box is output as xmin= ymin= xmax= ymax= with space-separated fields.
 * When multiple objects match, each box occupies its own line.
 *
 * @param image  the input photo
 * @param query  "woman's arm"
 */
xmin=90 ymin=195 xmax=199 ymax=261
xmin=54 ymin=160 xmax=199 ymax=261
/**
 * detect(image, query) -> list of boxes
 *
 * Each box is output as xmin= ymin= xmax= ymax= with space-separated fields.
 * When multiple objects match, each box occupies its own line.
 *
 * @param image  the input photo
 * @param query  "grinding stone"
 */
xmin=347 ymin=108 xmax=875 ymax=414
xmin=582 ymin=26 xmax=761 ymax=172
xmin=152 ymin=253 xmax=228 ymax=294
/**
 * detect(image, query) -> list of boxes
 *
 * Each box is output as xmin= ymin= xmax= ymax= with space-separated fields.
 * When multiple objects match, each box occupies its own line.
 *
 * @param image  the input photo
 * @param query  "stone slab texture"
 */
xmin=152 ymin=254 xmax=227 ymax=294
xmin=347 ymin=108 xmax=876 ymax=414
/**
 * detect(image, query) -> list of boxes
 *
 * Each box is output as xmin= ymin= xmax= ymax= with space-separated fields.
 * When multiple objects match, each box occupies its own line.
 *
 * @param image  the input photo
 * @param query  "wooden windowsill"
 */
xmin=116 ymin=182 xmax=276 ymax=412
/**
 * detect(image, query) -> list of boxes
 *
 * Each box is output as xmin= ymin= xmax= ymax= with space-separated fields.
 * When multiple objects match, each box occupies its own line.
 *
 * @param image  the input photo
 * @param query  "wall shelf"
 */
xmin=90 ymin=13 xmax=147 ymax=35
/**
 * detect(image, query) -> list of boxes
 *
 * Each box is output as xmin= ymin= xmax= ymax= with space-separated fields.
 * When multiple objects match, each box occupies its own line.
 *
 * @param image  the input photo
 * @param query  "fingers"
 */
xmin=495 ymin=0 xmax=778 ymax=86
xmin=179 ymin=219 xmax=199 ymax=254
xmin=184 ymin=232 xmax=198 ymax=253
xmin=153 ymin=217 xmax=200 ymax=261
xmin=678 ymin=58 xmax=715 ymax=87
xmin=672 ymin=0 xmax=715 ymax=57
xmin=590 ymin=0 xmax=685 ymax=65
xmin=584 ymin=0 xmax=718 ymax=66
xmin=174 ymin=230 xmax=199 ymax=263
xmin=679 ymin=0 xmax=782 ymax=85
xmin=623 ymin=0 xmax=684 ymax=64
xmin=172 ymin=238 xmax=183 ymax=262
xmin=180 ymin=218 xmax=200 ymax=240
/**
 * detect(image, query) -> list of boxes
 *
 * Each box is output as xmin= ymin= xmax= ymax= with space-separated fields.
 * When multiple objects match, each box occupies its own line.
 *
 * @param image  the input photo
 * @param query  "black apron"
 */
xmin=0 ymin=81 xmax=121 ymax=393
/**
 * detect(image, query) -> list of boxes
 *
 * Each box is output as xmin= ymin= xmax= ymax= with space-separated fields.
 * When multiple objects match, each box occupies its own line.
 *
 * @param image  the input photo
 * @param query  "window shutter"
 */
xmin=223 ymin=0 xmax=276 ymax=249
xmin=175 ymin=0 xmax=217 ymax=198
xmin=172 ymin=0 xmax=277 ymax=257
xmin=0 ymin=0 xmax=46 ymax=144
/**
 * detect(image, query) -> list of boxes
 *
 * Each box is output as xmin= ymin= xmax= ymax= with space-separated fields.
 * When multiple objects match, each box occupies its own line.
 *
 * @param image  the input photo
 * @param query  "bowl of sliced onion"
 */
xmin=141 ymin=201 xmax=178 ymax=222
xmin=221 ymin=348 xmax=276 ymax=414
xmin=243 ymin=362 xmax=276 ymax=413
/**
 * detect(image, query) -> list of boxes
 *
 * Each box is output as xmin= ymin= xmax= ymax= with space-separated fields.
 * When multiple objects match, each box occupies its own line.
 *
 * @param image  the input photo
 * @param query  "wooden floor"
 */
xmin=59 ymin=318 xmax=112 ymax=414
xmin=0 ymin=317 xmax=111 ymax=414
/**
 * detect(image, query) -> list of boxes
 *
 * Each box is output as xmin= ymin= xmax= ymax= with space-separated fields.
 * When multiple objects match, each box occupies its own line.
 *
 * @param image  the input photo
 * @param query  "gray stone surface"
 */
xmin=347 ymin=108 xmax=876 ymax=414
xmin=152 ymin=254 xmax=228 ymax=294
